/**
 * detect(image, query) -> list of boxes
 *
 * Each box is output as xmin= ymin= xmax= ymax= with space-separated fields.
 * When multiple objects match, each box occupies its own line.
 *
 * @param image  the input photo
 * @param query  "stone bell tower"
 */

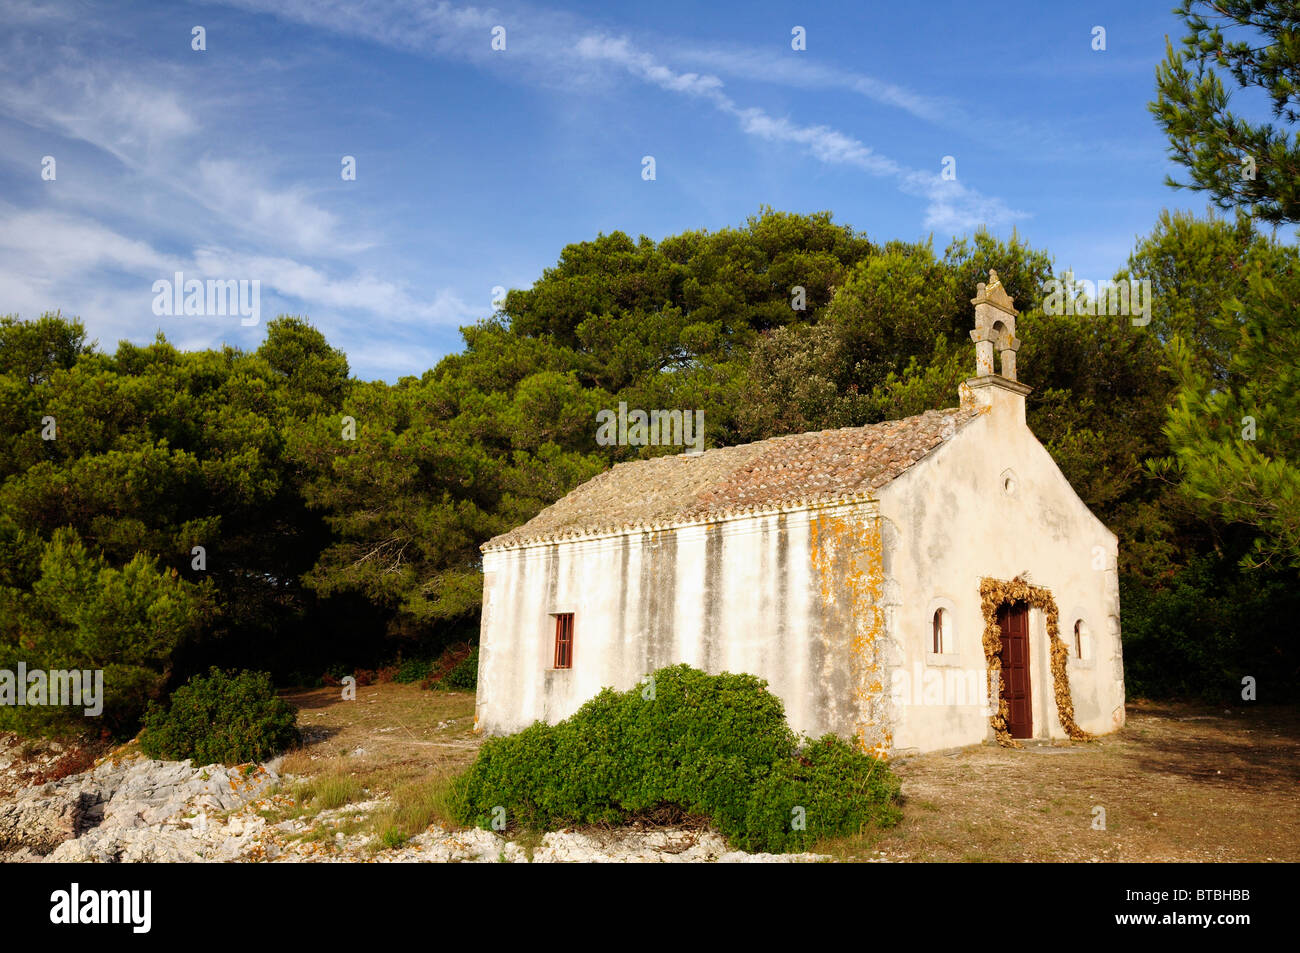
xmin=969 ymin=269 xmax=1020 ymax=380
xmin=960 ymin=270 xmax=1032 ymax=421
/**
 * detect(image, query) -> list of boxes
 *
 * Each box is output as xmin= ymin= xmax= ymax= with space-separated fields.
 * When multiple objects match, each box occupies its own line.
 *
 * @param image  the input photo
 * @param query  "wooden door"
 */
xmin=997 ymin=601 xmax=1032 ymax=738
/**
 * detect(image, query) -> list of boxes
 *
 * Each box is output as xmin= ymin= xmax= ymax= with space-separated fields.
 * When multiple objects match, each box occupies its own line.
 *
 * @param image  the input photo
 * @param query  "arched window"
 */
xmin=1073 ymin=619 xmax=1089 ymax=660
xmin=991 ymin=319 xmax=1008 ymax=374
xmin=932 ymin=608 xmax=950 ymax=654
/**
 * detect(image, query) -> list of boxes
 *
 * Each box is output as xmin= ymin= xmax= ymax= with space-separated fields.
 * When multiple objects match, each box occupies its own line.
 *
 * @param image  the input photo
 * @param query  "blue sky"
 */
xmin=0 ymin=0 xmax=1220 ymax=381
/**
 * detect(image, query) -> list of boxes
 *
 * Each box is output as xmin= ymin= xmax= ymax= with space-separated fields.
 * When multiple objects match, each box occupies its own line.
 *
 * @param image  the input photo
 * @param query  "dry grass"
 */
xmin=272 ymin=686 xmax=1299 ymax=862
xmin=366 ymin=774 xmax=465 ymax=848
xmin=819 ymin=699 xmax=1300 ymax=862
xmin=289 ymin=773 xmax=366 ymax=814
xmin=271 ymin=683 xmax=480 ymax=839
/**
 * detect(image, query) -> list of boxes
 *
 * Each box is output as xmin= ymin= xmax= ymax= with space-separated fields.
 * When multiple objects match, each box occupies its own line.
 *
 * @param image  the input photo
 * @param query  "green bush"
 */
xmin=741 ymin=734 xmax=902 ymax=852
xmin=140 ymin=667 xmax=299 ymax=765
xmin=393 ymin=658 xmax=432 ymax=684
xmin=442 ymin=647 xmax=479 ymax=689
xmin=451 ymin=664 xmax=900 ymax=852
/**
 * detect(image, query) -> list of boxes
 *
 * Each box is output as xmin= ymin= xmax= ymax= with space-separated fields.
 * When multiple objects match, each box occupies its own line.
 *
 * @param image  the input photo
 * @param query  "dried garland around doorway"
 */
xmin=979 ymin=576 xmax=1091 ymax=748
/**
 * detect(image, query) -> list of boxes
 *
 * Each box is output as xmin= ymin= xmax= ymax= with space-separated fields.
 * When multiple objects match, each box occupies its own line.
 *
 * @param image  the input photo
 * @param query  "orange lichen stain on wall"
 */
xmin=810 ymin=511 xmax=892 ymax=758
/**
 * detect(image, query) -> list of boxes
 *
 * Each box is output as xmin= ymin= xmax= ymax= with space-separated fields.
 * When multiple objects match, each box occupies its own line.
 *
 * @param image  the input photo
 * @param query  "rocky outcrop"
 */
xmin=1 ymin=754 xmax=831 ymax=863
xmin=258 ymin=823 xmax=829 ymax=863
xmin=0 ymin=786 xmax=97 ymax=854
xmin=0 ymin=755 xmax=278 ymax=860
xmin=382 ymin=827 xmax=826 ymax=863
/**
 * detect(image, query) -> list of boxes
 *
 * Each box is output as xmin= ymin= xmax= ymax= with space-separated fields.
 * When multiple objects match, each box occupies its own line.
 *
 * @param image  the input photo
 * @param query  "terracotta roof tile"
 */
xmin=483 ymin=406 xmax=979 ymax=551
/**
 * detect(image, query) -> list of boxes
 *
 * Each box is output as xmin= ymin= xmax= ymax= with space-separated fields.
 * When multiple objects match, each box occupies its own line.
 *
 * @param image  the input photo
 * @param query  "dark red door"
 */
xmin=997 ymin=601 xmax=1033 ymax=738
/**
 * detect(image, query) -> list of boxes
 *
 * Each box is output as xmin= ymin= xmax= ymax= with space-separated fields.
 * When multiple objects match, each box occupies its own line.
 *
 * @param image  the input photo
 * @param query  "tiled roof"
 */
xmin=483 ymin=406 xmax=981 ymax=551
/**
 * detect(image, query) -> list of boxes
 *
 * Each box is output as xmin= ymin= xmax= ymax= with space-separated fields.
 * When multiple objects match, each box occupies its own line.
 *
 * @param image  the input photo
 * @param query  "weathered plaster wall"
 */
xmin=477 ymin=381 xmax=1125 ymax=756
xmin=477 ymin=503 xmax=890 ymax=749
xmin=877 ymin=383 xmax=1125 ymax=753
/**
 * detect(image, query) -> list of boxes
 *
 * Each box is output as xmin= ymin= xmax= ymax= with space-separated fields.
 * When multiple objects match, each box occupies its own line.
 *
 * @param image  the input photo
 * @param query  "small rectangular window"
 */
xmin=553 ymin=613 xmax=574 ymax=669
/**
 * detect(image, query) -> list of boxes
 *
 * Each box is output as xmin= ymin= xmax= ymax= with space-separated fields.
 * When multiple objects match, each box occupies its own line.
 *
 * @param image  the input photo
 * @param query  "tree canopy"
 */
xmin=3 ymin=201 xmax=1297 ymax=735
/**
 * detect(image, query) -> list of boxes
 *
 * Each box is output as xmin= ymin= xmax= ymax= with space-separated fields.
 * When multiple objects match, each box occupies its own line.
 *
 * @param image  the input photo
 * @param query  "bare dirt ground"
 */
xmin=836 ymin=699 xmax=1300 ymax=862
xmin=279 ymin=683 xmax=481 ymax=794
xmin=278 ymin=686 xmax=1299 ymax=862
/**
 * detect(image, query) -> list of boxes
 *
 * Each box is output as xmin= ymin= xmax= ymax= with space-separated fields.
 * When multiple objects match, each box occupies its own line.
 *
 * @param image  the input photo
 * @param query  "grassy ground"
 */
xmin=273 ymin=685 xmax=1299 ymax=861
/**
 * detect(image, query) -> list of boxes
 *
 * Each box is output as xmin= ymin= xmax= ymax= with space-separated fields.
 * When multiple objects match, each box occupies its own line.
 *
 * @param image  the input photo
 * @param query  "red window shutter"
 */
xmin=554 ymin=613 xmax=574 ymax=669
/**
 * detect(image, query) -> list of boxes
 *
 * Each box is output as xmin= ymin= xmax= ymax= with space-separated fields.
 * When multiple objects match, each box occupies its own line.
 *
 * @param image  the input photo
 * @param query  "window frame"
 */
xmin=926 ymin=599 xmax=959 ymax=665
xmin=552 ymin=612 xmax=574 ymax=670
xmin=1066 ymin=611 xmax=1095 ymax=667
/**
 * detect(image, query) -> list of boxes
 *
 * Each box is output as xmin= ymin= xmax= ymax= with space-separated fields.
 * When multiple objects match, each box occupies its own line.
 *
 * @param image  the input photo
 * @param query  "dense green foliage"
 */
xmin=0 ymin=315 xmax=354 ymax=680
xmin=0 ymin=527 xmax=208 ymax=735
xmin=1159 ymin=254 xmax=1300 ymax=571
xmin=3 ymin=194 xmax=1298 ymax=739
xmin=442 ymin=647 xmax=479 ymax=690
xmin=1121 ymin=558 xmax=1300 ymax=700
xmin=1152 ymin=0 xmax=1300 ymax=225
xmin=742 ymin=734 xmax=903 ymax=853
xmin=1144 ymin=2 xmax=1300 ymax=693
xmin=393 ymin=658 xmax=433 ymax=684
xmin=139 ymin=667 xmax=299 ymax=765
xmin=451 ymin=665 xmax=900 ymax=852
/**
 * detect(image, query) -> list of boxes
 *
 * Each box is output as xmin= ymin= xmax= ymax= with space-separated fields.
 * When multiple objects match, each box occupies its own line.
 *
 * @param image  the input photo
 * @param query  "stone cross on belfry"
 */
xmin=969 ymin=269 xmax=1020 ymax=381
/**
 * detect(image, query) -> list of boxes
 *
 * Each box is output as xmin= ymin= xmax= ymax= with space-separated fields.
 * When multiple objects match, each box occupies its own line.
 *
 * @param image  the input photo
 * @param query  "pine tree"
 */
xmin=1151 ymin=0 xmax=1300 ymax=225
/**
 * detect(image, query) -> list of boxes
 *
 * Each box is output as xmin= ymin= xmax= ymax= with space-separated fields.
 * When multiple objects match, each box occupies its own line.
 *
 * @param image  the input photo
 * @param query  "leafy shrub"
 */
xmin=741 ymin=735 xmax=902 ymax=852
xmin=442 ymin=647 xmax=479 ymax=690
xmin=140 ymin=667 xmax=299 ymax=765
xmin=451 ymin=664 xmax=900 ymax=852
xmin=394 ymin=658 xmax=433 ymax=684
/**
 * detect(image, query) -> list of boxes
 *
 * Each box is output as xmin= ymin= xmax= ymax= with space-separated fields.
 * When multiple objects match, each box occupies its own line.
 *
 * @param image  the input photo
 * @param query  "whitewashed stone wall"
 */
xmin=477 ymin=501 xmax=886 ymax=745
xmin=477 ymin=379 xmax=1125 ymax=755
xmin=877 ymin=381 xmax=1125 ymax=752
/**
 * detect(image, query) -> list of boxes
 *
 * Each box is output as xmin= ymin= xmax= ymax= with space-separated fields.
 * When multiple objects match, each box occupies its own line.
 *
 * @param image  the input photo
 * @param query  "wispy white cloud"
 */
xmin=193 ymin=159 xmax=368 ymax=257
xmin=572 ymin=30 xmax=1024 ymax=232
xmin=0 ymin=210 xmax=179 ymax=275
xmin=670 ymin=43 xmax=956 ymax=124
xmin=0 ymin=206 xmax=475 ymax=365
xmin=0 ymin=51 xmax=369 ymax=259
xmin=0 ymin=0 xmax=1032 ymax=380
xmin=189 ymin=247 xmax=472 ymax=323
xmin=0 ymin=64 xmax=199 ymax=168
xmin=730 ymin=108 xmax=904 ymax=177
xmin=573 ymin=34 xmax=729 ymax=101
xmin=217 ymin=0 xmax=1026 ymax=233
xmin=0 ymin=14 xmax=455 ymax=356
xmin=1 ymin=0 xmax=75 ymax=24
